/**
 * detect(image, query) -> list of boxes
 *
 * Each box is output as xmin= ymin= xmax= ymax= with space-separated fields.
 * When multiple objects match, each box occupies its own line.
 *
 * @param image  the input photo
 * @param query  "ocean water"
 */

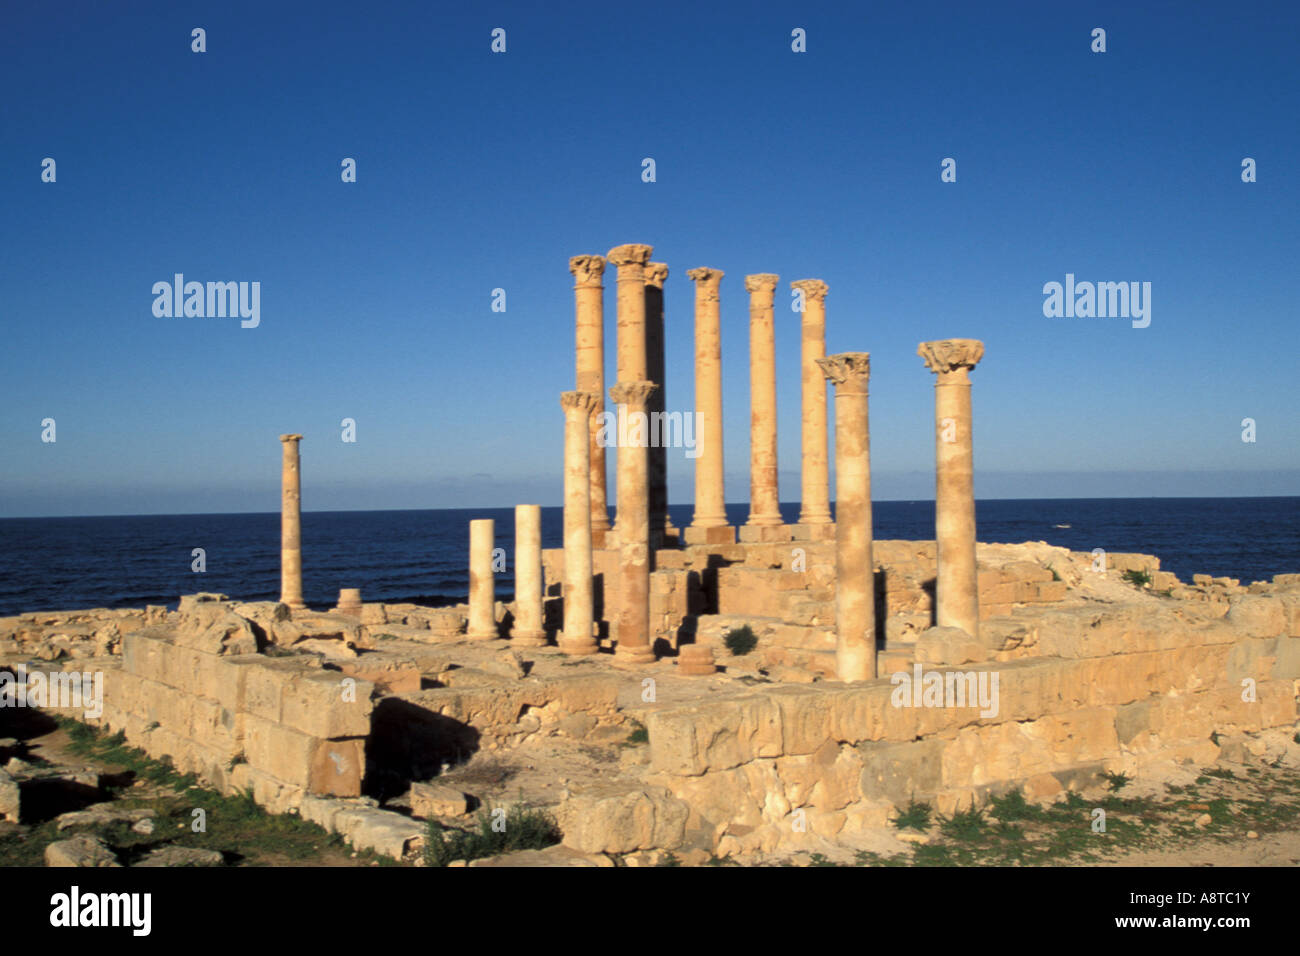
xmin=0 ymin=498 xmax=1295 ymax=616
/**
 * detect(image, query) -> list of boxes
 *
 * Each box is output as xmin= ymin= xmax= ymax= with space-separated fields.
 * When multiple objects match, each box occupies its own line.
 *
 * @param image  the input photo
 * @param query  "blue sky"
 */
xmin=2 ymin=0 xmax=1297 ymax=517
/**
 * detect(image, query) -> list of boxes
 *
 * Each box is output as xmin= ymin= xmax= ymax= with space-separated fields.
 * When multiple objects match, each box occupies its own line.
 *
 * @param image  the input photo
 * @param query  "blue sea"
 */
xmin=0 ymin=498 xmax=1296 ymax=616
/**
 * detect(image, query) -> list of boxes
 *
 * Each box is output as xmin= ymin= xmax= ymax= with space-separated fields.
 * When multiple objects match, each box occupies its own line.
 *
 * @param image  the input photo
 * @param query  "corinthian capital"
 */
xmin=918 ymin=339 xmax=985 ymax=377
xmin=644 ymin=262 xmax=669 ymax=288
xmin=569 ymin=255 xmax=606 ymax=287
xmin=280 ymin=433 xmax=303 ymax=443
xmin=745 ymin=273 xmax=780 ymax=295
xmin=560 ymin=390 xmax=600 ymax=417
xmin=608 ymin=380 xmax=658 ymax=408
xmin=790 ymin=279 xmax=829 ymax=302
xmin=817 ymin=352 xmax=871 ymax=389
xmin=607 ymin=243 xmax=654 ymax=269
xmin=687 ymin=267 xmax=724 ymax=303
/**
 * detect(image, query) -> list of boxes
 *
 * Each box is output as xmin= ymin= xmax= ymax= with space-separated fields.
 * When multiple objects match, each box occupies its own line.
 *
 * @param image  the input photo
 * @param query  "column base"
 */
xmin=613 ymin=644 xmax=656 ymax=665
xmin=558 ymin=637 xmax=599 ymax=656
xmin=677 ymin=644 xmax=717 ymax=676
xmin=509 ymin=628 xmax=548 ymax=647
xmin=791 ymin=522 xmax=836 ymax=542
xmin=738 ymin=524 xmax=795 ymax=543
xmin=465 ymin=628 xmax=499 ymax=641
xmin=683 ymin=525 xmax=736 ymax=545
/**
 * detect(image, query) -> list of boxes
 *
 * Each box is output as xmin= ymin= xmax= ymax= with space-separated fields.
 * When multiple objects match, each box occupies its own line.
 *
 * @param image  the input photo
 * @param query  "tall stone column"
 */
xmin=683 ymin=268 xmax=733 ymax=545
xmin=609 ymin=380 xmax=657 ymax=665
xmin=918 ymin=339 xmax=985 ymax=639
xmin=817 ymin=353 xmax=875 ymax=682
xmin=466 ymin=518 xmax=497 ymax=640
xmin=279 ymin=434 xmax=306 ymax=610
xmin=741 ymin=273 xmax=788 ymax=541
xmin=560 ymin=391 xmax=600 ymax=655
xmin=791 ymin=280 xmax=833 ymax=536
xmin=644 ymin=262 xmax=677 ymax=548
xmin=511 ymin=504 xmax=546 ymax=646
xmin=607 ymin=243 xmax=654 ymax=541
xmin=569 ymin=255 xmax=611 ymax=546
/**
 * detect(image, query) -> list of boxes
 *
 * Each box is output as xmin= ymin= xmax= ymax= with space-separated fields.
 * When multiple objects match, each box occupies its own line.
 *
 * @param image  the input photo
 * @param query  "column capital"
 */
xmin=607 ymin=243 xmax=654 ymax=269
xmin=817 ymin=352 xmax=871 ymax=390
xmin=918 ymin=339 xmax=984 ymax=379
xmin=644 ymin=262 xmax=669 ymax=288
xmin=569 ymin=255 xmax=606 ymax=287
xmin=791 ymin=279 xmax=829 ymax=302
xmin=687 ymin=268 xmax=724 ymax=303
xmin=280 ymin=433 xmax=303 ymax=443
xmin=560 ymin=390 xmax=600 ymax=416
xmin=609 ymin=380 xmax=657 ymax=408
xmin=745 ymin=273 xmax=780 ymax=295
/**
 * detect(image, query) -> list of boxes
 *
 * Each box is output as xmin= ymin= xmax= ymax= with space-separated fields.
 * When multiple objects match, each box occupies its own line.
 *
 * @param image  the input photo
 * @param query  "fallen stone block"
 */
xmin=333 ymin=806 xmax=425 ymax=859
xmin=409 ymin=782 xmax=471 ymax=819
xmin=45 ymin=835 xmax=120 ymax=867
xmin=136 ymin=846 xmax=224 ymax=867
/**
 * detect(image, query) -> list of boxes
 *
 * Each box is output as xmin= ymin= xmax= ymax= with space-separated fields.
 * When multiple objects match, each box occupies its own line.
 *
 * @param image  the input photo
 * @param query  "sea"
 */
xmin=0 ymin=497 xmax=1296 ymax=616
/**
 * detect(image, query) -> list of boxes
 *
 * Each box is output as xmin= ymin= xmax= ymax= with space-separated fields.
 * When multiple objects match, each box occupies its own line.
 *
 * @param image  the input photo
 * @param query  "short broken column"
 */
xmin=607 ymin=243 xmax=654 ymax=540
xmin=791 ymin=280 xmax=833 ymax=536
xmin=644 ymin=262 xmax=677 ymax=548
xmin=335 ymin=588 xmax=362 ymax=617
xmin=741 ymin=273 xmax=789 ymax=541
xmin=279 ymin=433 xmax=306 ymax=610
xmin=918 ymin=338 xmax=985 ymax=639
xmin=677 ymin=643 xmax=717 ymax=676
xmin=609 ymin=380 xmax=657 ymax=665
xmin=818 ymin=352 xmax=875 ymax=682
xmin=560 ymin=391 xmax=601 ymax=655
xmin=569 ymin=255 xmax=612 ymax=546
xmin=684 ymin=267 xmax=733 ymax=545
xmin=466 ymin=518 xmax=497 ymax=640
xmin=511 ymin=504 xmax=547 ymax=646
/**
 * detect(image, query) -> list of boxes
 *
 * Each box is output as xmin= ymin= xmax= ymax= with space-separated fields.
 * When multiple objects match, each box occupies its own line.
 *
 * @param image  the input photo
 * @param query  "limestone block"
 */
xmin=278 ymin=669 xmax=373 ymax=739
xmin=913 ymin=625 xmax=992 ymax=665
xmin=1227 ymin=596 xmax=1287 ymax=638
xmin=557 ymin=783 xmax=689 ymax=854
xmin=336 ymin=658 xmax=420 ymax=694
xmin=241 ymin=713 xmax=363 ymax=795
xmin=333 ymin=806 xmax=425 ymax=859
xmin=408 ymin=782 xmax=470 ymax=819
xmin=45 ymin=836 xmax=120 ymax=867
xmin=174 ymin=603 xmax=259 ymax=656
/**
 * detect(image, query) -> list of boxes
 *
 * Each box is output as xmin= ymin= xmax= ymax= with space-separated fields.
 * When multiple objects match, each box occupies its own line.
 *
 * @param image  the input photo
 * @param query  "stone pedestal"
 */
xmin=745 ymin=273 xmax=783 ymax=529
xmin=610 ymin=380 xmax=657 ymax=665
xmin=818 ymin=353 xmax=875 ymax=682
xmin=919 ymin=339 xmax=985 ymax=640
xmin=560 ymin=391 xmax=601 ymax=655
xmin=279 ymin=434 xmax=306 ymax=611
xmin=335 ymin=588 xmax=362 ymax=617
xmin=644 ymin=262 xmax=677 ymax=548
xmin=511 ymin=504 xmax=546 ymax=646
xmin=569 ymin=255 xmax=611 ymax=546
xmin=684 ymin=267 xmax=733 ymax=546
xmin=608 ymin=243 xmax=654 ymax=538
xmin=791 ymin=280 xmax=832 ymax=531
xmin=737 ymin=524 xmax=795 ymax=543
xmin=677 ymin=644 xmax=717 ymax=676
xmin=466 ymin=518 xmax=497 ymax=640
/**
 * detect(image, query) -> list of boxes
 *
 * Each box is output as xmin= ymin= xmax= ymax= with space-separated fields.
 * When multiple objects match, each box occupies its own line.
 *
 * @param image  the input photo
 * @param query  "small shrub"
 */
xmin=621 ymin=719 xmax=648 ymax=747
xmin=891 ymin=799 xmax=933 ymax=832
xmin=1122 ymin=568 xmax=1152 ymax=588
xmin=423 ymin=803 xmax=561 ymax=867
xmin=1102 ymin=771 xmax=1130 ymax=792
xmin=1046 ymin=564 xmax=1061 ymax=582
xmin=723 ymin=625 xmax=758 ymax=656
xmin=938 ymin=803 xmax=988 ymax=842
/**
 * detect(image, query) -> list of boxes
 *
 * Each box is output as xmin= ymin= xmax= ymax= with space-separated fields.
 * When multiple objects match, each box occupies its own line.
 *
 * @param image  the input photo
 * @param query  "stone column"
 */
xmin=607 ymin=243 xmax=654 ymax=541
xmin=683 ymin=268 xmax=733 ymax=545
xmin=741 ymin=273 xmax=788 ymax=541
xmin=918 ymin=339 xmax=985 ymax=639
xmin=560 ymin=391 xmax=600 ymax=655
xmin=279 ymin=434 xmax=306 ymax=610
xmin=569 ymin=255 xmax=611 ymax=546
xmin=644 ymin=262 xmax=677 ymax=548
xmin=609 ymin=380 xmax=657 ymax=664
xmin=466 ymin=518 xmax=497 ymax=640
xmin=511 ymin=504 xmax=546 ymax=646
xmin=791 ymin=280 xmax=833 ymax=536
xmin=818 ymin=353 xmax=875 ymax=682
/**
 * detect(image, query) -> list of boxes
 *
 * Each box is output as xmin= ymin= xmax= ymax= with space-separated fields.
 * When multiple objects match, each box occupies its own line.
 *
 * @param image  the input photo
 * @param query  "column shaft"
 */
xmin=819 ymin=354 xmax=875 ymax=681
xmin=645 ymin=263 xmax=676 ymax=547
xmin=279 ymin=434 xmax=305 ymax=610
xmin=466 ymin=518 xmax=497 ymax=639
xmin=610 ymin=380 xmax=657 ymax=664
xmin=919 ymin=339 xmax=985 ymax=639
xmin=570 ymin=256 xmax=611 ymax=539
xmin=793 ymin=280 xmax=832 ymax=527
xmin=746 ymin=275 xmax=782 ymax=527
xmin=511 ymin=504 xmax=546 ymax=645
xmin=607 ymin=244 xmax=654 ymax=537
xmin=687 ymin=268 xmax=727 ymax=532
xmin=560 ymin=392 xmax=599 ymax=654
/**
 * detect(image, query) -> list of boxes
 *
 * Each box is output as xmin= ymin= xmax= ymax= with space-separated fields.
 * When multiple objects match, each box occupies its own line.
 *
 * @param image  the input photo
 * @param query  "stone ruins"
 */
xmin=2 ymin=242 xmax=1298 ymax=864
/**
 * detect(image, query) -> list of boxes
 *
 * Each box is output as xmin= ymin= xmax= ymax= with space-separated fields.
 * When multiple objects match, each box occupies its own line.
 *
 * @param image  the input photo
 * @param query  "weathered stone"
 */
xmin=409 ymin=782 xmax=471 ymax=819
xmin=45 ymin=835 xmax=120 ymax=867
xmin=557 ymin=783 xmax=689 ymax=854
xmin=0 ymin=767 xmax=18 ymax=822
xmin=136 ymin=846 xmax=224 ymax=867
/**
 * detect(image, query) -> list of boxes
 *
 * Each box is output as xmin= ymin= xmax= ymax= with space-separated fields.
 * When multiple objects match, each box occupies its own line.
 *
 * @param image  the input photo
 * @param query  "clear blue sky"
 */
xmin=3 ymin=0 xmax=1297 ymax=517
